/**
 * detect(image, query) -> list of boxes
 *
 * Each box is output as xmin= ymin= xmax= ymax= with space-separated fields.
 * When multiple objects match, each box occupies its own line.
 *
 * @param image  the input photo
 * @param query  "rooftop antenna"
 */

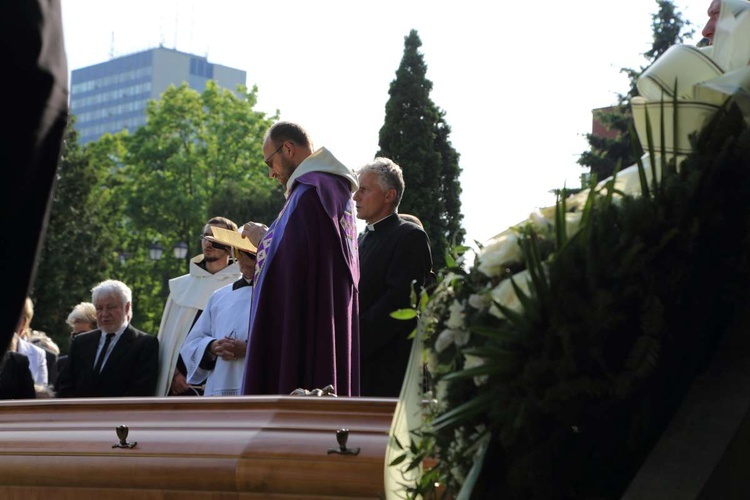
xmin=159 ymin=13 xmax=165 ymax=47
xmin=109 ymin=32 xmax=115 ymax=59
xmin=173 ymin=3 xmax=179 ymax=49
xmin=189 ymin=2 xmax=195 ymax=54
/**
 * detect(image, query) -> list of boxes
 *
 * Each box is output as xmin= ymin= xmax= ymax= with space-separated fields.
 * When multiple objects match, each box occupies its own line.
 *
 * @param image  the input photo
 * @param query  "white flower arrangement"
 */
xmin=476 ymin=229 xmax=523 ymax=278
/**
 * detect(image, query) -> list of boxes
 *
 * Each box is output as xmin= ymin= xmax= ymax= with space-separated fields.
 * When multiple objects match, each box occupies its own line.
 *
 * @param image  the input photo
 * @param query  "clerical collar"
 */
xmin=366 ymin=213 xmax=398 ymax=232
xmin=232 ymin=277 xmax=253 ymax=290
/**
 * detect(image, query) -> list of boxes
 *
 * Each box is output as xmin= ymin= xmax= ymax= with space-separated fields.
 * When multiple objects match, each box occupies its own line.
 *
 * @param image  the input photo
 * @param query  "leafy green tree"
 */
xmin=579 ymin=0 xmax=692 ymax=183
xmin=105 ymin=81 xmax=277 ymax=330
xmin=31 ymin=122 xmax=122 ymax=351
xmin=435 ymin=112 xmax=465 ymax=253
xmin=121 ymin=81 xmax=276 ymax=255
xmin=209 ymin=180 xmax=285 ymax=228
xmin=377 ymin=29 xmax=464 ymax=269
xmin=82 ymin=129 xmax=174 ymax=335
xmin=33 ymin=82 xmax=280 ymax=341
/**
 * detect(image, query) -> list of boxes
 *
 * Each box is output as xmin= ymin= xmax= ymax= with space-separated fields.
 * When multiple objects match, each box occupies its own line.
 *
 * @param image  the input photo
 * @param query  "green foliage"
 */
xmin=578 ymin=0 xmax=692 ymax=181
xmin=645 ymin=0 xmax=693 ymax=61
xmin=209 ymin=180 xmax=285 ymax=229
xmin=106 ymin=81 xmax=276 ymax=332
xmin=32 ymin=82 xmax=279 ymax=343
xmin=403 ymin=101 xmax=750 ymax=498
xmin=578 ymin=103 xmax=639 ymax=182
xmin=120 ymin=81 xmax=277 ymax=256
xmin=32 ymin=122 xmax=121 ymax=351
xmin=377 ymin=29 xmax=464 ymax=269
xmin=391 ymin=309 xmax=419 ymax=320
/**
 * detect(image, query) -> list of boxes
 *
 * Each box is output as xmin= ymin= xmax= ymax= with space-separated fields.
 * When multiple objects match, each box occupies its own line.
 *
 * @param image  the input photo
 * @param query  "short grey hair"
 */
xmin=357 ymin=157 xmax=405 ymax=207
xmin=91 ymin=280 xmax=133 ymax=320
xmin=66 ymin=302 xmax=97 ymax=327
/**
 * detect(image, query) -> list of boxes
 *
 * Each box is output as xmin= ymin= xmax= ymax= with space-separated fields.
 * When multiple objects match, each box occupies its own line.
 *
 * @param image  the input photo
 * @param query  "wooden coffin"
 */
xmin=0 ymin=396 xmax=396 ymax=499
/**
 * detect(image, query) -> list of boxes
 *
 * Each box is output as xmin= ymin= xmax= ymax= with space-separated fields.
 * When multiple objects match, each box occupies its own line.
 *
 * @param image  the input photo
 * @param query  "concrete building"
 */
xmin=70 ymin=47 xmax=246 ymax=144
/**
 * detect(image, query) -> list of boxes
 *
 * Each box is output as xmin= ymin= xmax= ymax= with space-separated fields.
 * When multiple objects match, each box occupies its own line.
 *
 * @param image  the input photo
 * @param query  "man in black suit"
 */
xmin=353 ymin=157 xmax=433 ymax=397
xmin=56 ymin=280 xmax=158 ymax=398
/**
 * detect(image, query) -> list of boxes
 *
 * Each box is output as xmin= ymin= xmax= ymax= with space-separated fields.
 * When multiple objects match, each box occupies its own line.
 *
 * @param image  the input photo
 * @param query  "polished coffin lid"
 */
xmin=0 ymin=396 xmax=396 ymax=499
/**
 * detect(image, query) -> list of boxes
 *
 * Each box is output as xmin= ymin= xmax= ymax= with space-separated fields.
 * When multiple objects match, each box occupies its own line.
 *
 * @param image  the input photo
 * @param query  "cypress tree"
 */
xmin=377 ymin=29 xmax=464 ymax=269
xmin=578 ymin=0 xmax=692 ymax=184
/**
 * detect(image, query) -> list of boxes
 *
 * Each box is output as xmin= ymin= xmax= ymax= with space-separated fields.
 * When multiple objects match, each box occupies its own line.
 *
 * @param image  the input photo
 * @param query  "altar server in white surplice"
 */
xmin=155 ymin=217 xmax=241 ymax=397
xmin=180 ymin=229 xmax=257 ymax=396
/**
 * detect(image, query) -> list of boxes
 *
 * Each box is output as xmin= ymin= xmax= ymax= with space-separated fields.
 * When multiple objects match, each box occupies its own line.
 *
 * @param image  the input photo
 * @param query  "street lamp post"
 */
xmin=148 ymin=243 xmax=164 ymax=261
xmin=173 ymin=241 xmax=189 ymax=272
xmin=173 ymin=241 xmax=188 ymax=259
xmin=148 ymin=241 xmax=188 ymax=299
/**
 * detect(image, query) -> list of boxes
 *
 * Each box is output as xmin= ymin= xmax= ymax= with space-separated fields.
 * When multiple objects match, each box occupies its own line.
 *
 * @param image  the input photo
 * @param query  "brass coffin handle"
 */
xmin=327 ymin=428 xmax=360 ymax=456
xmin=112 ymin=424 xmax=138 ymax=449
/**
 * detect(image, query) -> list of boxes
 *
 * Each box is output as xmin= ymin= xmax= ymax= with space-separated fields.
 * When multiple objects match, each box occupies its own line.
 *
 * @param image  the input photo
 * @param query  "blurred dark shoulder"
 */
xmin=0 ymin=351 xmax=36 ymax=400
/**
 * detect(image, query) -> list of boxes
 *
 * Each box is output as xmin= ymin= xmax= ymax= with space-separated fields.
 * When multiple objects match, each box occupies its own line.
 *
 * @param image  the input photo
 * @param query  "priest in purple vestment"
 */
xmin=240 ymin=121 xmax=360 ymax=396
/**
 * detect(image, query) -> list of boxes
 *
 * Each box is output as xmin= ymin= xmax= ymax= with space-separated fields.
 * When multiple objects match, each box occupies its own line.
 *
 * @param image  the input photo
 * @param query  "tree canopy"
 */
xmin=32 ymin=122 xmax=119 ymax=351
xmin=32 ymin=82 xmax=279 ymax=346
xmin=121 ymin=81 xmax=279 ymax=257
xmin=578 ymin=0 xmax=692 ymax=183
xmin=377 ymin=29 xmax=464 ymax=269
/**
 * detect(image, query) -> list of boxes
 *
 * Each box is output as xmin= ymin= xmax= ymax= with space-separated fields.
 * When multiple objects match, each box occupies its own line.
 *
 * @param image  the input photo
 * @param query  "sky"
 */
xmin=60 ymin=0 xmax=712 ymax=245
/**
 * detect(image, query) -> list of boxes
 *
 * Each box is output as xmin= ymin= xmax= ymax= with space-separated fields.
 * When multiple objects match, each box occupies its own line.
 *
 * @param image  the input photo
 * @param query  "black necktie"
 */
xmin=94 ymin=333 xmax=115 ymax=374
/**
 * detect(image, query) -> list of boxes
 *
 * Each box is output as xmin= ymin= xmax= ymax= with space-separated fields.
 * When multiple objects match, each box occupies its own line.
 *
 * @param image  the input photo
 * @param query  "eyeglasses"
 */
xmin=201 ymin=236 xmax=229 ymax=252
xmin=264 ymin=142 xmax=285 ymax=167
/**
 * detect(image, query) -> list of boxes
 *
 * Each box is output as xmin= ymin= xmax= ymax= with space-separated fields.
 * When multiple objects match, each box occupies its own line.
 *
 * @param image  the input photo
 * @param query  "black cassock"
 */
xmin=358 ymin=213 xmax=433 ymax=397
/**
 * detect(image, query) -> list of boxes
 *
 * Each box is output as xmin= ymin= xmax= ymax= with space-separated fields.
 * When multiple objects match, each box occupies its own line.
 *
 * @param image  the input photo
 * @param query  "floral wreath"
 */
xmin=385 ymin=1 xmax=750 ymax=498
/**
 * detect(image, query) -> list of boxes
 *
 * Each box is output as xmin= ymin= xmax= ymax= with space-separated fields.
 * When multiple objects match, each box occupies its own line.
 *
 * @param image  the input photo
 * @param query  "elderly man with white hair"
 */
xmin=56 ymin=280 xmax=158 ymax=398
